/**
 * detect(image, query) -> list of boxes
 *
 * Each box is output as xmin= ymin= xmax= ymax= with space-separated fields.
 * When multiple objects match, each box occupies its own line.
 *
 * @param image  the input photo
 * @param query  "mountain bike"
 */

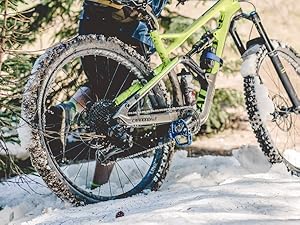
xmin=22 ymin=0 xmax=300 ymax=205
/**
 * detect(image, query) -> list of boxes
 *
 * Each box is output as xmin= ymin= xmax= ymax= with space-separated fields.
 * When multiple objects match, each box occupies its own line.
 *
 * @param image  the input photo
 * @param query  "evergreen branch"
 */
xmin=0 ymin=0 xmax=9 ymax=74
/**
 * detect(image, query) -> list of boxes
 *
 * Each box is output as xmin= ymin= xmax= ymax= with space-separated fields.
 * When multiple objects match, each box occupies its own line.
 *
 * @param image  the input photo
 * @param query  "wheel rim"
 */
xmin=38 ymin=48 xmax=168 ymax=201
xmin=256 ymin=47 xmax=300 ymax=169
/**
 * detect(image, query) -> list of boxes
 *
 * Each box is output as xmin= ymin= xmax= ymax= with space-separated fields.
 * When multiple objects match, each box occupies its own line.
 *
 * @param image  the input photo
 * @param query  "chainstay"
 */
xmin=120 ymin=140 xmax=175 ymax=161
xmin=128 ymin=105 xmax=196 ymax=115
xmin=128 ymin=105 xmax=201 ymax=134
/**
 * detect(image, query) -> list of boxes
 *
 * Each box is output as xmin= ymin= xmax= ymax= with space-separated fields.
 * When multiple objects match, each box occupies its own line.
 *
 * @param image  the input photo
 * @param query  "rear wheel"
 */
xmin=244 ymin=40 xmax=300 ymax=175
xmin=23 ymin=35 xmax=174 ymax=204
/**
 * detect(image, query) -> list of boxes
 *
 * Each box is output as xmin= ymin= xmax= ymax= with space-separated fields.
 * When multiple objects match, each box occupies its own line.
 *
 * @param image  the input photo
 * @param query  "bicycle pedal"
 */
xmin=169 ymin=119 xmax=192 ymax=147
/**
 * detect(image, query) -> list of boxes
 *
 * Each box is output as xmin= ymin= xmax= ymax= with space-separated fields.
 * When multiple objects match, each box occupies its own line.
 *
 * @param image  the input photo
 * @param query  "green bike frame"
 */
xmin=113 ymin=0 xmax=242 ymax=126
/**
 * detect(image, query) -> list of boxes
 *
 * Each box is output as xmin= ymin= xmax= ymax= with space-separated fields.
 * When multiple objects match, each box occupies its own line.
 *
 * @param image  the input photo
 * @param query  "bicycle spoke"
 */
xmin=86 ymin=147 xmax=91 ymax=187
xmin=117 ymin=161 xmax=135 ymax=188
xmin=107 ymin=165 xmax=113 ymax=197
xmin=132 ymin=158 xmax=144 ymax=178
xmin=62 ymin=145 xmax=90 ymax=172
xmin=104 ymin=62 xmax=120 ymax=99
xmin=53 ymin=142 xmax=86 ymax=159
xmin=115 ymin=164 xmax=125 ymax=194
xmin=74 ymin=162 xmax=84 ymax=183
xmin=115 ymin=70 xmax=132 ymax=97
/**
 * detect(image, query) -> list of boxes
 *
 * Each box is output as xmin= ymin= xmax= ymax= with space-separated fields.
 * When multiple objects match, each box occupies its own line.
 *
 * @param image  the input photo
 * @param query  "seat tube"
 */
xmin=150 ymin=30 xmax=170 ymax=64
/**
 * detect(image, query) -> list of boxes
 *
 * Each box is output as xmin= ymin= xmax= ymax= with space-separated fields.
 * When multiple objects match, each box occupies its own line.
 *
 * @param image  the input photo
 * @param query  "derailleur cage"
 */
xmin=169 ymin=119 xmax=192 ymax=147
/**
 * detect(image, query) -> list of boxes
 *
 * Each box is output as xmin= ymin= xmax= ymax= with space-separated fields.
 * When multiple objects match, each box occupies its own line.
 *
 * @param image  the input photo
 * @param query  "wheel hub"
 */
xmin=271 ymin=95 xmax=293 ymax=132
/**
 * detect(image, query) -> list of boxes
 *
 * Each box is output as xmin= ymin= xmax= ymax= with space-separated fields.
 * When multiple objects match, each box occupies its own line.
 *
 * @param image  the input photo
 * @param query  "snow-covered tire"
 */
xmin=22 ymin=34 xmax=174 ymax=205
xmin=242 ymin=40 xmax=300 ymax=169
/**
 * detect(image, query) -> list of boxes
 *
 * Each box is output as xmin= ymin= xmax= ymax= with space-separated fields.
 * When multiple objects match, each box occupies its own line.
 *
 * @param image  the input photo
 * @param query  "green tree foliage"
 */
xmin=0 ymin=0 xmax=81 ymax=133
xmin=201 ymin=89 xmax=244 ymax=134
xmin=0 ymin=0 xmax=81 ymax=178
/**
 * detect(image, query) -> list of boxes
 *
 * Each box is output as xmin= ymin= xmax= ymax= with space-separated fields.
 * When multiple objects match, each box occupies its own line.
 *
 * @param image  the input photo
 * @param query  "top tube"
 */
xmin=150 ymin=0 xmax=241 ymax=61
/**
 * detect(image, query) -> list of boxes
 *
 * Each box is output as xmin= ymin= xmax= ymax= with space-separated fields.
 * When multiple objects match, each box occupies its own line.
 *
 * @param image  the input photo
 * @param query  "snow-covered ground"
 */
xmin=1 ymin=145 xmax=300 ymax=225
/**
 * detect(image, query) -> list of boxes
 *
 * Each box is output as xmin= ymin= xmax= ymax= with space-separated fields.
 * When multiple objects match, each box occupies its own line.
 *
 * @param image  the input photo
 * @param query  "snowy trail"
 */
xmin=1 ymin=145 xmax=300 ymax=225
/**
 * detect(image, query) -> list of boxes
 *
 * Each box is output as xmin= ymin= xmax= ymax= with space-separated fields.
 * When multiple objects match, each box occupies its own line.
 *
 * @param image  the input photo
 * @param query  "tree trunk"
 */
xmin=0 ymin=0 xmax=9 ymax=74
xmin=0 ymin=43 xmax=5 ymax=73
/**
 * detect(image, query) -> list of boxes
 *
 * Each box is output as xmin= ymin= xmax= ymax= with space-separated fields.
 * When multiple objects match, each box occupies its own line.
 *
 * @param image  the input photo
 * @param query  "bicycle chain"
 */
xmin=120 ymin=140 xmax=175 ymax=161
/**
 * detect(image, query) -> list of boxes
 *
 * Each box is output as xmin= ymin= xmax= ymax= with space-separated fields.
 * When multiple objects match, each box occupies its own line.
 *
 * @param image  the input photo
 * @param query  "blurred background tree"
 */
xmin=0 ymin=0 xmax=81 ymax=178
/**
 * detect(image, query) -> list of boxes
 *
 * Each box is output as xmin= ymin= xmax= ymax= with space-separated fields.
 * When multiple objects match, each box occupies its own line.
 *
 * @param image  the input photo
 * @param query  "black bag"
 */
xmin=87 ymin=0 xmax=140 ymax=23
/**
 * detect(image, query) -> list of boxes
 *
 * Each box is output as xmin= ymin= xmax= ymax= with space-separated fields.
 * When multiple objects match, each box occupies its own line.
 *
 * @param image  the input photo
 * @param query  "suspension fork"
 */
xmin=251 ymin=12 xmax=300 ymax=109
xmin=230 ymin=12 xmax=300 ymax=109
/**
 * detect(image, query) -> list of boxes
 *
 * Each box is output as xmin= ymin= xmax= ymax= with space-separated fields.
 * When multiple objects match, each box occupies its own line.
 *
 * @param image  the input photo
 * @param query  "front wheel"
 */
xmin=243 ymin=40 xmax=300 ymax=175
xmin=22 ymin=35 xmax=174 ymax=204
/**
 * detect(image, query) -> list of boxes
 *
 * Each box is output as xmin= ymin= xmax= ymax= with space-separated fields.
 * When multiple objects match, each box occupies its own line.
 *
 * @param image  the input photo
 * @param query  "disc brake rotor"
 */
xmin=271 ymin=95 xmax=293 ymax=132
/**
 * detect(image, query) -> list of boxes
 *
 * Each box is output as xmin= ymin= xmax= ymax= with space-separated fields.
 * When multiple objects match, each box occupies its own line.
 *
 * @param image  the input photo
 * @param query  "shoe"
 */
xmin=90 ymin=181 xmax=101 ymax=190
xmin=45 ymin=102 xmax=76 ymax=159
xmin=46 ymin=102 xmax=76 ymax=133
